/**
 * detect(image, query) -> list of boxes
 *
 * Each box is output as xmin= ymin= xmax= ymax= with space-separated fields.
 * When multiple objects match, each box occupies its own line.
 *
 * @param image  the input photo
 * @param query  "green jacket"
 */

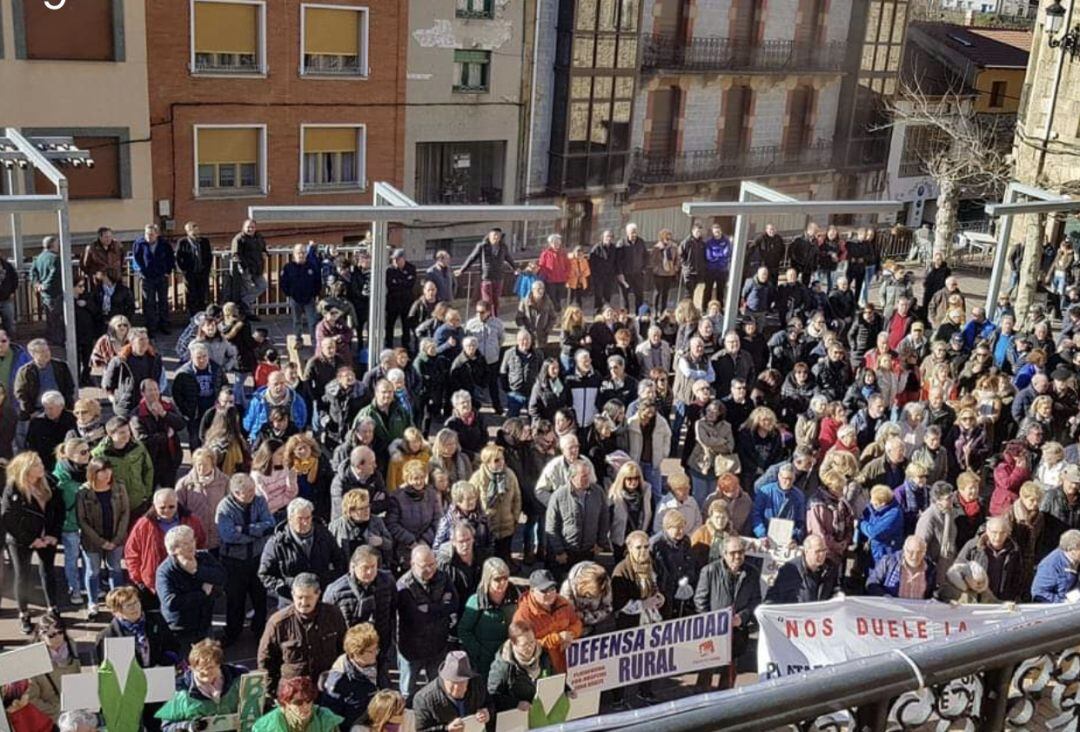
xmin=53 ymin=459 xmax=85 ymax=533
xmin=92 ymin=438 xmax=154 ymax=511
xmin=155 ymin=666 xmax=245 ymax=725
xmin=30 ymin=250 xmax=62 ymax=299
xmin=355 ymin=402 xmax=411 ymax=446
xmin=458 ymin=589 xmax=519 ymax=676
xmin=251 ymin=706 xmax=343 ymax=732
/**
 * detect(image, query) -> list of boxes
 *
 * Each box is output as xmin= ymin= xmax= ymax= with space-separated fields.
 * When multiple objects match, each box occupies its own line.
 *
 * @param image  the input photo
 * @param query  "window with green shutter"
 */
xmin=453 ymin=50 xmax=491 ymax=92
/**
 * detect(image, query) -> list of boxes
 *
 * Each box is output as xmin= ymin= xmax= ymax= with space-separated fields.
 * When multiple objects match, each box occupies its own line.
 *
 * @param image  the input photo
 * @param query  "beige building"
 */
xmin=401 ymin=0 xmax=527 ymax=261
xmin=0 ymin=0 xmax=153 ymax=251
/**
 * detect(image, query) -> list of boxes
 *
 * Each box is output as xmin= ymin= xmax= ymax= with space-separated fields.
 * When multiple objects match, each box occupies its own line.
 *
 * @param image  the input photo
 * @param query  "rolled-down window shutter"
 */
xmin=194 ymin=2 xmax=258 ymax=54
xmin=303 ymin=127 xmax=358 ymax=153
xmin=305 ymin=7 xmax=360 ymax=55
xmin=198 ymin=128 xmax=259 ymax=164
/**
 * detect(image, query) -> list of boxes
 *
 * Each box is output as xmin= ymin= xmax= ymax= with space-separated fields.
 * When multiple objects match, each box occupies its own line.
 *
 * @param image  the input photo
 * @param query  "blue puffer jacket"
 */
xmin=1031 ymin=548 xmax=1078 ymax=603
xmin=280 ymin=247 xmax=322 ymax=304
xmin=243 ymin=386 xmax=308 ymax=441
xmin=859 ymin=499 xmax=904 ymax=565
xmin=751 ymin=482 xmax=806 ymax=541
xmin=132 ymin=236 xmax=176 ymax=280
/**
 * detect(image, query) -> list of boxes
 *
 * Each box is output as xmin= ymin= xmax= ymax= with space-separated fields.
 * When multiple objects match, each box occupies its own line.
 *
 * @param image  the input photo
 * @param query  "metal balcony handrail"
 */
xmin=631 ymin=140 xmax=836 ymax=185
xmin=641 ymin=35 xmax=847 ymax=73
xmin=548 ymin=605 xmax=1080 ymax=732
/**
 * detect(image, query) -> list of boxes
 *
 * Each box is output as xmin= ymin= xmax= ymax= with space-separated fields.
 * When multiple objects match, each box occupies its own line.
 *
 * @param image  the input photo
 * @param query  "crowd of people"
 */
xmin=3 ymin=215 xmax=1080 ymax=732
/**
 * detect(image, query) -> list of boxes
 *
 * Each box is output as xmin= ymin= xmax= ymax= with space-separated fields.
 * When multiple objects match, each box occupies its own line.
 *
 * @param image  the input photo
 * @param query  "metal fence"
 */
xmin=546 ymin=605 xmax=1080 ymax=732
xmin=641 ymin=36 xmax=847 ymax=73
xmin=632 ymin=142 xmax=836 ymax=186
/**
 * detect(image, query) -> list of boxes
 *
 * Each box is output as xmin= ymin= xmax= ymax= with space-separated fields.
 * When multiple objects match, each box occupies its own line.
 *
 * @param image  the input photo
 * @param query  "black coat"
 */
xmin=765 ymin=556 xmax=839 ymax=604
xmin=320 ymin=658 xmax=379 ymax=730
xmin=257 ymin=521 xmax=347 ymax=601
xmin=95 ymin=613 xmax=181 ymax=667
xmin=0 ymin=478 xmax=64 ymax=547
xmin=396 ymin=569 xmax=458 ymax=661
xmin=323 ymin=570 xmax=397 ymax=660
xmin=694 ymin=560 xmax=761 ymax=657
xmin=528 ymin=378 xmax=571 ymax=422
xmin=488 ymin=645 xmax=555 ymax=712
xmin=650 ymin=533 xmax=699 ymax=619
xmin=445 ymin=413 xmax=487 ymax=458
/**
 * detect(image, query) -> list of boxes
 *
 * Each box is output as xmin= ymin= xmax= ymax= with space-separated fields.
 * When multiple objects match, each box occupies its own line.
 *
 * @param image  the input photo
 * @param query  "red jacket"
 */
xmin=123 ymin=507 xmax=206 ymax=592
xmin=537 ymin=248 xmax=571 ymax=285
xmin=989 ymin=454 xmax=1031 ymax=517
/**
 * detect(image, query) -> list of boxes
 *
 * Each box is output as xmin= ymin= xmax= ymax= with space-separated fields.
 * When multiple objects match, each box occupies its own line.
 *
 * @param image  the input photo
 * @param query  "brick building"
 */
xmin=146 ymin=0 xmax=409 ymax=246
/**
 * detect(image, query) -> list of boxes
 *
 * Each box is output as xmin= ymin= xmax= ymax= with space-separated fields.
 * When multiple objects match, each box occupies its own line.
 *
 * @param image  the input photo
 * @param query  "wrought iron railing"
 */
xmin=546 ymin=606 xmax=1080 ymax=732
xmin=631 ymin=141 xmax=835 ymax=185
xmin=641 ymin=36 xmax=847 ymax=73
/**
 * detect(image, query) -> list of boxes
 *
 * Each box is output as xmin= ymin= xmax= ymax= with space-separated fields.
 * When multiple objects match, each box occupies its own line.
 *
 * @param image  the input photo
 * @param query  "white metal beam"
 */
xmin=248 ymin=204 xmax=562 ymax=224
xmin=683 ymin=200 xmax=902 ymax=217
xmin=0 ymin=195 xmax=64 ymax=214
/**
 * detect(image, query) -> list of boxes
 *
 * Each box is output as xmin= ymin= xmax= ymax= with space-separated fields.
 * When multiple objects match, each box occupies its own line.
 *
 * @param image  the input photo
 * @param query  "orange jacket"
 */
xmin=513 ymin=591 xmax=583 ymax=672
xmin=567 ymin=256 xmax=591 ymax=291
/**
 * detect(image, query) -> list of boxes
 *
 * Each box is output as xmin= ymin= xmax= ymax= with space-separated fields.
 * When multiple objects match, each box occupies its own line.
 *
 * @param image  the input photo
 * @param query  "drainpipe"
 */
xmin=522 ymin=0 xmax=544 ymax=251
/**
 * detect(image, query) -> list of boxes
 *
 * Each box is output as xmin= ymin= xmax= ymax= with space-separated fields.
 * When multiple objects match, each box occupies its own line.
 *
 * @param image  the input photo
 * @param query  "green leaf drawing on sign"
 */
xmin=99 ymin=659 xmax=148 ymax=732
xmin=528 ymin=693 xmax=570 ymax=728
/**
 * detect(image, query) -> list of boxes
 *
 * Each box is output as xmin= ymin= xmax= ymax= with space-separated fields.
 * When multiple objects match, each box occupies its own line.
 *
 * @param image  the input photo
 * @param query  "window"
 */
xmin=20 ymin=0 xmax=119 ymax=61
xmin=30 ymin=135 xmax=124 ymax=200
xmin=194 ymin=126 xmax=266 ymax=196
xmin=301 ymin=4 xmax=368 ymax=76
xmin=988 ymin=80 xmax=1007 ymax=109
xmin=300 ymin=126 xmax=366 ymax=191
xmin=191 ymin=0 xmax=265 ymax=74
xmin=453 ymin=50 xmax=491 ymax=92
xmin=415 ymin=141 xmax=505 ymax=204
xmin=456 ymin=0 xmax=494 ymax=18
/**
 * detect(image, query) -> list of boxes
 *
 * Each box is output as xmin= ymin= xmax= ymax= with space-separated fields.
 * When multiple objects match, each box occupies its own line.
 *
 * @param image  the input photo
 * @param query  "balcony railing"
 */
xmin=642 ymin=36 xmax=847 ymax=73
xmin=632 ymin=141 xmax=835 ymax=185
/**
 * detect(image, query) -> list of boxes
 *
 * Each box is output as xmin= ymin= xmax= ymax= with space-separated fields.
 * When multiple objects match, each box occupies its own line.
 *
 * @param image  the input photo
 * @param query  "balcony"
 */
xmin=642 ymin=36 xmax=847 ymax=74
xmin=631 ymin=141 xmax=835 ymax=185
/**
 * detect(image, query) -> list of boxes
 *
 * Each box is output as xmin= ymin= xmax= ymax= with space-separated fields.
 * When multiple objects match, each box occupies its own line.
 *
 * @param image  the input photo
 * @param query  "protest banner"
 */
xmin=756 ymin=596 xmax=1049 ymax=680
xmin=565 ymin=609 xmax=732 ymax=692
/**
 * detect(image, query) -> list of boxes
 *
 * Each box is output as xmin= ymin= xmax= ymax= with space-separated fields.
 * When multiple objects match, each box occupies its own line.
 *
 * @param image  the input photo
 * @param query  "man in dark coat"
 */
xmin=750 ymin=223 xmax=786 ymax=276
xmin=616 ymin=223 xmax=649 ymax=314
xmin=231 ymin=218 xmax=268 ymax=319
xmin=457 ymin=228 xmax=518 ymax=317
xmin=258 ymin=498 xmax=347 ymax=608
xmin=175 ymin=221 xmax=214 ymax=317
xmin=694 ymin=536 xmax=761 ymax=689
xmin=397 ymin=544 xmax=459 ymax=701
xmin=413 ymin=651 xmax=492 ymax=732
xmin=765 ymin=535 xmax=839 ymax=604
xmin=589 ymin=230 xmax=619 ymax=310
xmin=955 ymin=517 xmax=1025 ymax=602
xmin=324 ymin=545 xmax=397 ymax=687
xmin=385 ymin=249 xmax=418 ymax=350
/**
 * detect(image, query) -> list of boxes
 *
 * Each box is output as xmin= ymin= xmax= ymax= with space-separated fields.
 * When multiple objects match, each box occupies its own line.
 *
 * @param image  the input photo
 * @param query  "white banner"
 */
xmin=565 ymin=609 xmax=732 ymax=691
xmin=756 ymin=596 xmax=1054 ymax=679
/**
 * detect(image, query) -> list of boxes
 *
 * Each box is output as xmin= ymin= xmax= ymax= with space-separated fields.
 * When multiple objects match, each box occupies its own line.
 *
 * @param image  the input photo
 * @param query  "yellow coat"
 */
xmin=567 ymin=255 xmax=591 ymax=290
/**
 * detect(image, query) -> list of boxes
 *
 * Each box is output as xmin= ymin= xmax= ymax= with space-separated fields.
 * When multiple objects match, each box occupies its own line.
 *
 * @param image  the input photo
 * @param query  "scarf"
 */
xmin=356 ymin=661 xmax=378 ymax=686
xmin=49 ymin=641 xmax=71 ymax=666
xmin=511 ymin=642 xmax=544 ymax=681
xmin=117 ymin=617 xmax=150 ymax=665
xmin=195 ymin=467 xmax=217 ymax=486
xmin=550 ymin=379 xmax=564 ymax=396
xmin=293 ymin=455 xmax=319 ymax=483
xmin=628 ymin=555 xmax=658 ymax=599
xmin=195 ymin=675 xmax=224 ymax=702
xmin=957 ymin=494 xmax=982 ymax=519
xmin=623 ymin=490 xmax=644 ymax=531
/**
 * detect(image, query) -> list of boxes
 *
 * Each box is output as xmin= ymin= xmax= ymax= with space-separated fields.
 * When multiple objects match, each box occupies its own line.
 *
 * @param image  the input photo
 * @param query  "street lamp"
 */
xmin=1045 ymin=0 xmax=1080 ymax=59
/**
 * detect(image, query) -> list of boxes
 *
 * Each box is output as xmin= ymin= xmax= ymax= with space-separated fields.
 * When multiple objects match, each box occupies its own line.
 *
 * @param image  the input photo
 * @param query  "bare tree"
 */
xmin=881 ymin=79 xmax=1013 ymax=257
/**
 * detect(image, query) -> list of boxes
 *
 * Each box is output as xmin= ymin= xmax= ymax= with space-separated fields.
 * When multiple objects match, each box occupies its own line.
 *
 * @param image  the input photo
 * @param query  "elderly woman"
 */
xmin=428 ymin=428 xmax=473 ymax=485
xmin=690 ymin=499 xmax=732 ymax=569
xmin=560 ymin=561 xmax=614 ymax=637
xmin=76 ymin=456 xmax=130 ymax=617
xmin=95 ymin=585 xmax=179 ymax=667
xmin=253 ymin=677 xmax=342 ymax=732
xmin=71 ymin=397 xmax=106 ymax=444
xmin=251 ymin=440 xmax=296 ymax=520
xmin=355 ymin=691 xmax=406 ymax=732
xmin=156 ymin=640 xmax=246 ymax=732
xmin=651 ymin=511 xmax=698 ymax=619
xmin=488 ymin=620 xmax=554 ymax=714
xmin=608 ymin=461 xmax=653 ymax=562
xmin=469 ymin=444 xmax=521 ymax=562
xmin=688 ymin=399 xmax=737 ymax=507
xmin=858 ymin=485 xmax=904 ymax=574
xmin=2 ymin=451 xmax=63 ymax=633
xmin=736 ymin=407 xmax=785 ymax=492
xmin=433 ymin=480 xmax=492 ymax=555
xmin=320 ymin=624 xmax=381 ymax=730
xmin=445 ymin=390 xmax=487 ymax=461
xmin=27 ymin=615 xmax=81 ymax=720
xmin=1011 ymin=481 xmax=1045 ymax=596
xmin=328 ymin=488 xmax=394 ymax=568
xmin=175 ymin=447 xmax=230 ymax=551
xmin=385 ymin=460 xmax=441 ymax=562
xmin=611 ymin=530 xmax=665 ymax=707
xmin=458 ymin=557 xmax=520 ymax=676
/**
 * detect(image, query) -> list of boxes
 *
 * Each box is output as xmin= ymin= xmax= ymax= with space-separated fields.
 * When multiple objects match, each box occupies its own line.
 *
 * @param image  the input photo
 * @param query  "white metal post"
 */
xmin=56 ymin=183 xmax=79 ymax=382
xmin=7 ymin=168 xmax=23 ymax=265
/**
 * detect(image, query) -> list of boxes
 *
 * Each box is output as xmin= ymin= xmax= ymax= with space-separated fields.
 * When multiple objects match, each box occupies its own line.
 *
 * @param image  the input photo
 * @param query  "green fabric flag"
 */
xmin=528 ymin=693 xmax=570 ymax=728
xmin=98 ymin=659 xmax=148 ymax=732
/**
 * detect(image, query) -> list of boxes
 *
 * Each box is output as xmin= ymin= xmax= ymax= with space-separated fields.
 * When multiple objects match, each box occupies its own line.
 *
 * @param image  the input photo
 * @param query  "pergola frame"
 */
xmin=0 ymin=128 xmax=90 ymax=379
xmin=250 ymin=182 xmax=560 ymax=368
xmin=983 ymin=182 xmax=1080 ymax=320
xmin=683 ymin=181 xmax=903 ymax=334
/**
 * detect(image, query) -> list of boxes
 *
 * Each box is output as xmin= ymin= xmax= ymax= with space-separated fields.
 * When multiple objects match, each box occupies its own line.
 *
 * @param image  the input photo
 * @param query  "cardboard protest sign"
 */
xmin=0 ymin=645 xmax=54 ymax=732
xmin=61 ymin=638 xmax=175 ymax=732
xmin=565 ymin=610 xmax=732 ymax=692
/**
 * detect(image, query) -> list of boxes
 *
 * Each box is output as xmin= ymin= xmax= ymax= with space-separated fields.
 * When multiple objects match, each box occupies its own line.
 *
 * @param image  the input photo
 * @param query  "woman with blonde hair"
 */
xmin=433 ymin=479 xmax=492 ymax=555
xmin=328 ymin=489 xmax=393 ymax=566
xmin=469 ymin=444 xmax=521 ymax=561
xmin=91 ymin=314 xmax=131 ymax=372
xmin=71 ymin=397 xmax=105 ymax=444
xmin=458 ymin=557 xmax=520 ymax=676
xmin=320 ymin=624 xmax=381 ymax=729
xmin=650 ymin=228 xmax=679 ymax=312
xmin=560 ymin=561 xmax=614 ymax=636
xmin=387 ymin=427 xmax=431 ymax=491
xmin=283 ymin=432 xmax=332 ymax=521
xmin=736 ymin=406 xmax=784 ymax=492
xmin=1037 ymin=441 xmax=1066 ymax=490
xmin=559 ymin=305 xmax=588 ymax=372
xmin=1011 ymin=481 xmax=1044 ymax=595
xmin=357 ymin=690 xmax=406 ymax=732
xmin=175 ymin=447 xmax=230 ymax=551
xmin=608 ymin=461 xmax=653 ymax=561
xmin=690 ymin=499 xmax=731 ymax=568
xmin=1 ymin=451 xmax=63 ymax=632
xmin=428 ymin=428 xmax=472 ymax=484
